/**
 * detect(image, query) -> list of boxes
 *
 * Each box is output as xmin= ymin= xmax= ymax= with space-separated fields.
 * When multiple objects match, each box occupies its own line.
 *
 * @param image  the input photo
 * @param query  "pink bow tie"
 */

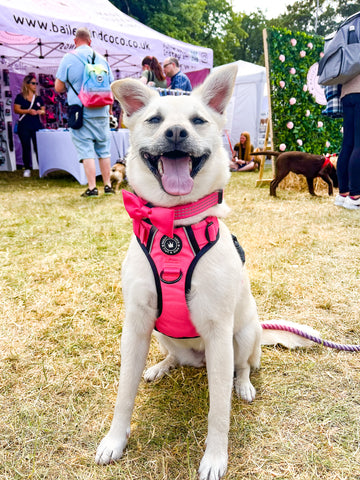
xmin=122 ymin=190 xmax=175 ymax=238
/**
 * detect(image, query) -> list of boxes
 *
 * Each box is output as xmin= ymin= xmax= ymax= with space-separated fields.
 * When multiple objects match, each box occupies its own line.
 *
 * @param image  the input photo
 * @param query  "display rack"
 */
xmin=0 ymin=68 xmax=16 ymax=171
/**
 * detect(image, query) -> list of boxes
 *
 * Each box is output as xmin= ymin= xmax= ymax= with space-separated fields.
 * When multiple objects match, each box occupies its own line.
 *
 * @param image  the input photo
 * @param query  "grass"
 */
xmin=0 ymin=168 xmax=359 ymax=480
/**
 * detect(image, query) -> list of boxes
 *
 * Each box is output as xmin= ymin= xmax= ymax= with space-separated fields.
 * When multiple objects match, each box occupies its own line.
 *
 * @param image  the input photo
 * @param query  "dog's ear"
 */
xmin=111 ymin=79 xmax=157 ymax=117
xmin=193 ymin=64 xmax=237 ymax=115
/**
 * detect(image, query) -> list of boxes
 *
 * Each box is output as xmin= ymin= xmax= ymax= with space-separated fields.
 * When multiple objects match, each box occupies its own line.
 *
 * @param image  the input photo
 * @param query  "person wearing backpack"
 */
xmin=55 ymin=27 xmax=115 ymax=197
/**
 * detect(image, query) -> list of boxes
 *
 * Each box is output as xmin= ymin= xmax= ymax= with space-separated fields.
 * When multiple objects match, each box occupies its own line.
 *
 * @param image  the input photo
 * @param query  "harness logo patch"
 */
xmin=160 ymin=235 xmax=182 ymax=255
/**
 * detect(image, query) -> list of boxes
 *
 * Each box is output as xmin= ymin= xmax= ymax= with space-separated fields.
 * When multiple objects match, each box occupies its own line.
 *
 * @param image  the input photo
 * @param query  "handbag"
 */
xmin=318 ymin=13 xmax=360 ymax=86
xmin=67 ymin=104 xmax=84 ymax=129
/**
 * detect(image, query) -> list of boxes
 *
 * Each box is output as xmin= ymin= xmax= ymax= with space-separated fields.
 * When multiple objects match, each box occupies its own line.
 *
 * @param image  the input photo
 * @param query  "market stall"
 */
xmin=37 ymin=129 xmax=129 ymax=184
xmin=0 ymin=0 xmax=213 ymax=177
xmin=213 ymin=60 xmax=267 ymax=153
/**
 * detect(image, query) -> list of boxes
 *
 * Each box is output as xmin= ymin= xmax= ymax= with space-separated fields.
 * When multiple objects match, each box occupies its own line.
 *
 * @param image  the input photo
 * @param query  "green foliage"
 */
xmin=109 ymin=0 xmax=247 ymax=66
xmin=110 ymin=0 xmax=360 ymax=67
xmin=267 ymin=27 xmax=343 ymax=154
xmin=228 ymin=9 xmax=267 ymax=66
xmin=273 ymin=0 xmax=360 ymax=36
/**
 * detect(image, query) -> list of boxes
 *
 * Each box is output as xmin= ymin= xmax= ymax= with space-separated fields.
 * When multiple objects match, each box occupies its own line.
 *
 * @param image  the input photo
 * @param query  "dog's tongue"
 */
xmin=160 ymin=155 xmax=193 ymax=195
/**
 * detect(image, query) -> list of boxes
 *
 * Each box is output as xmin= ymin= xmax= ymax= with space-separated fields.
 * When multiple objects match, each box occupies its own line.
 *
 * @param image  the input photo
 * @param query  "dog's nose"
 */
xmin=165 ymin=126 xmax=188 ymax=145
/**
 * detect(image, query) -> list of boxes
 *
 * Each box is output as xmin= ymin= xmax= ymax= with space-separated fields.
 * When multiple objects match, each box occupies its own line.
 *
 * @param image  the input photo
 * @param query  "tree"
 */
xmin=230 ymin=9 xmax=268 ymax=65
xmin=109 ymin=0 xmax=248 ymax=66
xmin=272 ymin=0 xmax=360 ymax=36
xmin=109 ymin=0 xmax=360 ymax=67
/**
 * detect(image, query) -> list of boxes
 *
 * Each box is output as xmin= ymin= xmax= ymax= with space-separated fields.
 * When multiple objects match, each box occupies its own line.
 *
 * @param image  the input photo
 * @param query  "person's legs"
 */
xmin=82 ymin=158 xmax=97 ymax=190
xmin=348 ymin=94 xmax=360 ymax=197
xmin=18 ymin=128 xmax=32 ymax=170
xmin=94 ymin=117 xmax=112 ymax=190
xmin=336 ymin=95 xmax=355 ymax=195
xmin=98 ymin=157 xmax=111 ymax=187
xmin=30 ymin=129 xmax=39 ymax=163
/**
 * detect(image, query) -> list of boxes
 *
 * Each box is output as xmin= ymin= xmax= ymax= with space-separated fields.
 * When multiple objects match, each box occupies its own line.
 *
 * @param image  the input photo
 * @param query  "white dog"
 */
xmin=95 ymin=66 xmax=317 ymax=480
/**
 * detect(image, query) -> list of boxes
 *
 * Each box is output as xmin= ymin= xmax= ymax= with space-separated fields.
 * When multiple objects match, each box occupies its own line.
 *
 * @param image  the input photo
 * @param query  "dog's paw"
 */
xmin=198 ymin=448 xmax=228 ymax=480
xmin=95 ymin=432 xmax=128 ymax=465
xmin=144 ymin=356 xmax=177 ymax=382
xmin=234 ymin=379 xmax=256 ymax=402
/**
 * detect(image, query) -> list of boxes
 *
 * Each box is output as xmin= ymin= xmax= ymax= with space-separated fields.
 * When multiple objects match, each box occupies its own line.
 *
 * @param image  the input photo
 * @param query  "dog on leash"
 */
xmin=95 ymin=66 xmax=317 ymax=480
xmin=110 ymin=160 xmax=126 ymax=192
xmin=253 ymin=150 xmax=338 ymax=197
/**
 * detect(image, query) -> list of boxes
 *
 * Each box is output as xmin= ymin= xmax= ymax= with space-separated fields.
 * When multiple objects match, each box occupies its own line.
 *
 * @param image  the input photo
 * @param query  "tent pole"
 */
xmin=256 ymin=28 xmax=275 ymax=187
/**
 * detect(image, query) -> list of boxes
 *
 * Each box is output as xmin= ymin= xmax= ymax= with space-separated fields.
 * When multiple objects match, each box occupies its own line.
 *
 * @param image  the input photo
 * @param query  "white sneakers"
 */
xmin=335 ymin=194 xmax=360 ymax=209
xmin=23 ymin=169 xmax=31 ymax=177
xmin=334 ymin=194 xmax=347 ymax=207
xmin=344 ymin=196 xmax=360 ymax=210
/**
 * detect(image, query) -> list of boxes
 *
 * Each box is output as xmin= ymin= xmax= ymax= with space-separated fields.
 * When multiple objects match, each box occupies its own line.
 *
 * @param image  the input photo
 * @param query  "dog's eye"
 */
xmin=191 ymin=117 xmax=207 ymax=125
xmin=147 ymin=115 xmax=162 ymax=124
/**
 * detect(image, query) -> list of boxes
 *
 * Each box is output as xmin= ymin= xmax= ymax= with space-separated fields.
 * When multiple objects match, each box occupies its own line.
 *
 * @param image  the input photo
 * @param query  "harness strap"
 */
xmin=136 ymin=217 xmax=220 ymax=338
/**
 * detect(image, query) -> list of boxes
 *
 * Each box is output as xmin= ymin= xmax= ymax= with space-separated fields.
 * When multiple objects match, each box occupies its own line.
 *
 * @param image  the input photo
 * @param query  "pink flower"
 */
xmin=286 ymin=121 xmax=294 ymax=129
xmin=325 ymin=141 xmax=330 ymax=148
xmin=317 ymin=121 xmax=323 ymax=128
xmin=297 ymin=139 xmax=303 ymax=146
xmin=290 ymin=38 xmax=297 ymax=46
xmin=279 ymin=54 xmax=285 ymax=62
xmin=307 ymin=42 xmax=313 ymax=49
xmin=303 ymin=84 xmax=308 ymax=92
xmin=320 ymin=52 xmax=324 ymax=58
xmin=289 ymin=67 xmax=296 ymax=75
xmin=279 ymin=80 xmax=285 ymax=88
xmin=279 ymin=144 xmax=286 ymax=151
xmin=289 ymin=97 xmax=296 ymax=105
xmin=300 ymin=50 xmax=306 ymax=58
xmin=305 ymin=110 xmax=311 ymax=117
xmin=341 ymin=127 xmax=344 ymax=134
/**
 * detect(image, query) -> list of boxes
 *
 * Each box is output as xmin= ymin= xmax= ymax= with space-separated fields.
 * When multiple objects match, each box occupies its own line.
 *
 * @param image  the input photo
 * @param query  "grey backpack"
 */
xmin=318 ymin=11 xmax=360 ymax=86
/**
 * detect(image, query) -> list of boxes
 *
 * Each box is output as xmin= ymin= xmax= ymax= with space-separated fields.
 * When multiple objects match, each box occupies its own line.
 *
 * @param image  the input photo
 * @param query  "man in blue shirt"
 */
xmin=55 ymin=27 xmax=115 ymax=197
xmin=163 ymin=57 xmax=192 ymax=92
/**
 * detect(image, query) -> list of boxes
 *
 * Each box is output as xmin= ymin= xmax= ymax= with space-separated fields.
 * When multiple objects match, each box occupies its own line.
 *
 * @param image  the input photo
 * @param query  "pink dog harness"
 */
xmin=122 ymin=190 xmax=223 ymax=338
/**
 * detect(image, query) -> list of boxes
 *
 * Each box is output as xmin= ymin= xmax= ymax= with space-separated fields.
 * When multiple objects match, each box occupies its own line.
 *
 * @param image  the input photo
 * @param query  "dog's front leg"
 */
xmin=198 ymin=325 xmax=234 ymax=480
xmin=306 ymin=177 xmax=316 ymax=196
xmin=95 ymin=313 xmax=153 ymax=465
xmin=321 ymin=173 xmax=334 ymax=195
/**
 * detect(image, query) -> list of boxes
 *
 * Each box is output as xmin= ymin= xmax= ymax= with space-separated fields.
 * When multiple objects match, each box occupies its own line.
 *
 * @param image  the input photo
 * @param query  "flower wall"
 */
xmin=266 ymin=27 xmax=343 ymax=155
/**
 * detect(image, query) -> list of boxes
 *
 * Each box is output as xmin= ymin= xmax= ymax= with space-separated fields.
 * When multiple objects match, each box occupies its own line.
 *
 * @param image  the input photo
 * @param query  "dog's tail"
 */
xmin=252 ymin=151 xmax=281 ymax=157
xmin=260 ymin=320 xmax=320 ymax=348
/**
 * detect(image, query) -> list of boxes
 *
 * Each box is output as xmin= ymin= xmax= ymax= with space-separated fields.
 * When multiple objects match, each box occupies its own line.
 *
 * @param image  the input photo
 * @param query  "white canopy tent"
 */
xmin=0 ymin=0 xmax=212 ymax=173
xmin=0 ymin=0 xmax=212 ymax=77
xmin=214 ymin=60 xmax=267 ymax=152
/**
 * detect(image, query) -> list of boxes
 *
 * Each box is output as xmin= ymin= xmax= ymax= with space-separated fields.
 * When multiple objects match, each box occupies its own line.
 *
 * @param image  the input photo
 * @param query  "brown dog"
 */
xmin=253 ymin=151 xmax=338 ymax=197
xmin=110 ymin=161 xmax=126 ymax=192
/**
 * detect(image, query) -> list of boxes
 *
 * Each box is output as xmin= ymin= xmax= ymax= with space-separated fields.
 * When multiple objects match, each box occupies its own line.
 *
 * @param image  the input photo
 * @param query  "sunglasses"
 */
xmin=163 ymin=63 xmax=172 ymax=68
xmin=29 ymin=81 xmax=38 ymax=85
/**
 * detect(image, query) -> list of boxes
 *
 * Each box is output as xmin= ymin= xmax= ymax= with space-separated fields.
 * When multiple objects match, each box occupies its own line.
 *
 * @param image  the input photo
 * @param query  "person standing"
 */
xmin=55 ymin=27 xmax=115 ymax=197
xmin=163 ymin=57 xmax=192 ymax=92
xmin=334 ymin=73 xmax=360 ymax=210
xmin=140 ymin=56 xmax=167 ymax=88
xmin=13 ymin=75 xmax=45 ymax=177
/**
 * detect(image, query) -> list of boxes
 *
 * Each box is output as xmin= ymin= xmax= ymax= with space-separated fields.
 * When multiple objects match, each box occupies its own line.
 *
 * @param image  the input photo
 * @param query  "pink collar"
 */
xmin=122 ymin=190 xmax=223 ymax=238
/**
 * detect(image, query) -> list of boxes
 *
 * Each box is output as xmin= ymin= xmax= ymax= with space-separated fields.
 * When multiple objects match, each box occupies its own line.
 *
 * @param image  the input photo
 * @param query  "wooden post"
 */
xmin=256 ymin=28 xmax=275 ymax=187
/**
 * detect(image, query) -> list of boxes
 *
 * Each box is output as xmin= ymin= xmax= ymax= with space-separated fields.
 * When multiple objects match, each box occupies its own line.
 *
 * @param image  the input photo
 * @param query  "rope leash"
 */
xmin=261 ymin=323 xmax=360 ymax=352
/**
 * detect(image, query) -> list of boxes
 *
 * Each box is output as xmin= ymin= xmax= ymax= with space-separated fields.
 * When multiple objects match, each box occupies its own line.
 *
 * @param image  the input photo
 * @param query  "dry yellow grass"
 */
xmin=0 ymin=168 xmax=359 ymax=480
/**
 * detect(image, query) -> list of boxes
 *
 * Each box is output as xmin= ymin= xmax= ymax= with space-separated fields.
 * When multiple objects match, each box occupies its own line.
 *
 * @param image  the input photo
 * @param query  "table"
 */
xmin=36 ymin=129 xmax=130 ymax=185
